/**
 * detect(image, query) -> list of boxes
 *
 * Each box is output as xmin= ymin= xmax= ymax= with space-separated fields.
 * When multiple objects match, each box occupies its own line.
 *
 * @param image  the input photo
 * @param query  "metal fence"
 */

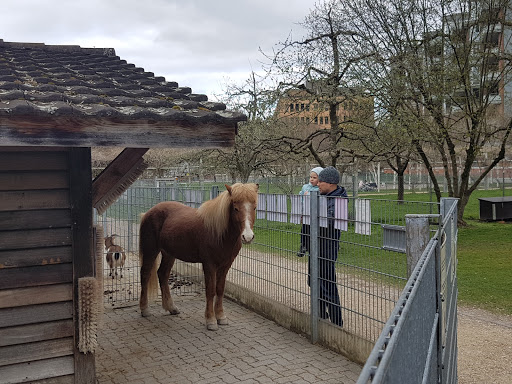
xmin=94 ymin=181 xmax=449 ymax=365
xmin=357 ymin=198 xmax=458 ymax=383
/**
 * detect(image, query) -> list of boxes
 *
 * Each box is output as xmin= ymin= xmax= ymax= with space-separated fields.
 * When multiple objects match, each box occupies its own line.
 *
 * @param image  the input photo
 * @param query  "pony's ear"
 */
xmin=225 ymin=184 xmax=233 ymax=195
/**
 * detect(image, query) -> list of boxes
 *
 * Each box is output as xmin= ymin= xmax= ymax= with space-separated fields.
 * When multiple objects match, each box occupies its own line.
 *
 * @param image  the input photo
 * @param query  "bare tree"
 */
xmin=211 ymin=72 xmax=298 ymax=183
xmin=341 ymin=0 xmax=512 ymax=223
xmin=264 ymin=0 xmax=375 ymax=169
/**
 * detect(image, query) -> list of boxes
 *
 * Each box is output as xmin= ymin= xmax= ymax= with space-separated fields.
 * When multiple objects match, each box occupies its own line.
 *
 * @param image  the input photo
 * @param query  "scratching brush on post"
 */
xmin=78 ymin=277 xmax=100 ymax=353
xmin=94 ymin=225 xmax=105 ymax=323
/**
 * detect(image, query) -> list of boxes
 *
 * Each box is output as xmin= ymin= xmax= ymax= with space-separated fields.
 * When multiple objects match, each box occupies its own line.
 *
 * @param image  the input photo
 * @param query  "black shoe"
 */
xmin=297 ymin=246 xmax=307 ymax=257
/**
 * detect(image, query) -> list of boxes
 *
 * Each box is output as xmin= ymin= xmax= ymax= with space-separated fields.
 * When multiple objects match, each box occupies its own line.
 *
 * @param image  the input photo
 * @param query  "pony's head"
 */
xmin=198 ymin=183 xmax=258 ymax=243
xmin=225 ymin=183 xmax=259 ymax=244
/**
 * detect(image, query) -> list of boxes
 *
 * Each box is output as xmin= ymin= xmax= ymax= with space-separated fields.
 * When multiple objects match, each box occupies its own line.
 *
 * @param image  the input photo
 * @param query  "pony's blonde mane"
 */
xmin=197 ymin=183 xmax=258 ymax=240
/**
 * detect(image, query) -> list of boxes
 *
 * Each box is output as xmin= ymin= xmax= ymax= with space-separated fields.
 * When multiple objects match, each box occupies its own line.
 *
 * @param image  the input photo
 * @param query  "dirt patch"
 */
xmin=457 ymin=306 xmax=512 ymax=383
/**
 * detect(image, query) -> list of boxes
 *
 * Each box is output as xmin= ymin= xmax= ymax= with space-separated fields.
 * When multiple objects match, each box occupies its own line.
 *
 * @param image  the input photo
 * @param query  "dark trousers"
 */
xmin=308 ymin=233 xmax=343 ymax=327
xmin=318 ymin=256 xmax=343 ymax=326
xmin=300 ymin=223 xmax=311 ymax=253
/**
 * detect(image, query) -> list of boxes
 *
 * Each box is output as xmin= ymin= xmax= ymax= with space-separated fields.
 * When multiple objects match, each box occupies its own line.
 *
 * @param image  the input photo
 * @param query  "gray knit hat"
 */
xmin=318 ymin=166 xmax=340 ymax=184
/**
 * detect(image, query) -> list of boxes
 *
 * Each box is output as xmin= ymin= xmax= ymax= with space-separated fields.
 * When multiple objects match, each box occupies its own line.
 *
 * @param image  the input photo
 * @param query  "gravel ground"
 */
xmin=458 ymin=306 xmax=512 ymax=383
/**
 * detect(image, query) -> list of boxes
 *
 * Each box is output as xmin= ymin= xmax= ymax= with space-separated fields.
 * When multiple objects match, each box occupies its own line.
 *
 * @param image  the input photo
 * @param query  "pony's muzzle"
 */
xmin=241 ymin=230 xmax=254 ymax=244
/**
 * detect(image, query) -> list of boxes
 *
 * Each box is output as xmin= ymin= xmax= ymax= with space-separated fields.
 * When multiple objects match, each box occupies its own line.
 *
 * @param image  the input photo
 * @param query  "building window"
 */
xmin=295 ymin=103 xmax=299 ymax=111
xmin=301 ymin=103 xmax=305 ymax=111
xmin=289 ymin=103 xmax=294 ymax=111
xmin=488 ymin=55 xmax=499 ymax=72
xmin=320 ymin=117 xmax=324 ymax=124
xmin=484 ymin=32 xmax=500 ymax=48
xmin=325 ymin=117 xmax=329 ymax=125
xmin=301 ymin=117 xmax=305 ymax=123
xmin=315 ymin=116 xmax=318 ymax=124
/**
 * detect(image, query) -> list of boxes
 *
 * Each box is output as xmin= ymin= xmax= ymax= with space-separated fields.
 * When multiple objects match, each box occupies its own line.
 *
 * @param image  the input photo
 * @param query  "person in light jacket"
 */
xmin=297 ymin=166 xmax=323 ymax=257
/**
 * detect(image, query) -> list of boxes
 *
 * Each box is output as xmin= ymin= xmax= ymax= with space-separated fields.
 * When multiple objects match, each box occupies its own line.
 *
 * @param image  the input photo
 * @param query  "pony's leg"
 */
xmin=203 ymin=265 xmax=218 ymax=330
xmin=214 ymin=266 xmax=231 ymax=325
xmin=158 ymin=251 xmax=179 ymax=315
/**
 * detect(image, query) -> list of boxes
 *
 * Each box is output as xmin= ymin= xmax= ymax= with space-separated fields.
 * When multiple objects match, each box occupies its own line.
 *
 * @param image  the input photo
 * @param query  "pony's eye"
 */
xmin=234 ymin=207 xmax=239 ymax=212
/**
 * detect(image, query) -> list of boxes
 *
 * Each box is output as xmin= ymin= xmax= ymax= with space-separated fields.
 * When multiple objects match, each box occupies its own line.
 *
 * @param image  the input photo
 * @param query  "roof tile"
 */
xmin=0 ymin=40 xmax=245 ymax=126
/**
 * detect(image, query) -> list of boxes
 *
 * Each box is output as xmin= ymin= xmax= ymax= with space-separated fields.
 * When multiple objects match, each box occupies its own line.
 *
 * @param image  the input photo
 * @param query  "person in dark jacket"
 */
xmin=316 ymin=166 xmax=347 ymax=327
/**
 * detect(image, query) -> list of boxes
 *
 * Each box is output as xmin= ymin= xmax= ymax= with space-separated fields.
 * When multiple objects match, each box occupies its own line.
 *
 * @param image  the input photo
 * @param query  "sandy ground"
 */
xmin=457 ymin=306 xmax=512 ymax=383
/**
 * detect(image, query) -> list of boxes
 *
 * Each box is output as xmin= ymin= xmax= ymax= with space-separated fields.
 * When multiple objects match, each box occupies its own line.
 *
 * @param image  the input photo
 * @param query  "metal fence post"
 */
xmin=309 ymin=191 xmax=319 ymax=343
xmin=127 ymin=189 xmax=132 ymax=255
xmin=439 ymin=197 xmax=459 ymax=384
xmin=405 ymin=215 xmax=430 ymax=278
xmin=211 ymin=185 xmax=219 ymax=199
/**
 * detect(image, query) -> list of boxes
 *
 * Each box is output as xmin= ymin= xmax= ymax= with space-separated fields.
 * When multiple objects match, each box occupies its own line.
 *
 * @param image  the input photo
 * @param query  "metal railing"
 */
xmin=356 ymin=198 xmax=458 ymax=383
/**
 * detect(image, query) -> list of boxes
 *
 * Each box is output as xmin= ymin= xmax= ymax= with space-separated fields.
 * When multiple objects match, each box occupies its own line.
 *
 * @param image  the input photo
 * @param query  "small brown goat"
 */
xmin=104 ymin=234 xmax=127 ymax=279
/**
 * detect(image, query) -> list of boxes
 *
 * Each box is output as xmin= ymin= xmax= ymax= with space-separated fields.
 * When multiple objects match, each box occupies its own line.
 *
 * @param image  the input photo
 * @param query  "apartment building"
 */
xmin=275 ymin=85 xmax=374 ymax=131
xmin=445 ymin=3 xmax=512 ymax=123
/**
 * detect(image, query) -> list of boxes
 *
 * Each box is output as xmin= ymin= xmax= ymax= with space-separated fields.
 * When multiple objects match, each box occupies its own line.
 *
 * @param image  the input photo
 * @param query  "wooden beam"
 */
xmin=0 ymin=116 xmax=237 ymax=148
xmin=69 ymin=148 xmax=95 ymax=384
xmin=92 ymin=148 xmax=149 ymax=214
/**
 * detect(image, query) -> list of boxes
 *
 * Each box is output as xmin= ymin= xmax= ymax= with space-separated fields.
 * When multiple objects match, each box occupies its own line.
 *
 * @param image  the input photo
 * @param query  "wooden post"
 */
xmin=70 ymin=147 xmax=95 ymax=384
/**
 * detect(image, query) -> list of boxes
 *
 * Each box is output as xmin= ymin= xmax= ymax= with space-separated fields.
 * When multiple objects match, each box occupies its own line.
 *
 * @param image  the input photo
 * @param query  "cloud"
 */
xmin=1 ymin=0 xmax=313 ymax=97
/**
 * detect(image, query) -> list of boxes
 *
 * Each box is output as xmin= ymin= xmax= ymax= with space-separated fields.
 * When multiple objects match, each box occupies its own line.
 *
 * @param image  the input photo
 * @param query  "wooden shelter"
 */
xmin=0 ymin=40 xmax=245 ymax=384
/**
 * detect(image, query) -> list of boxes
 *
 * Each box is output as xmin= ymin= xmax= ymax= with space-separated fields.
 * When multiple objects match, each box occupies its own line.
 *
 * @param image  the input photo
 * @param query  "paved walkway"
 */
xmin=96 ymin=294 xmax=362 ymax=384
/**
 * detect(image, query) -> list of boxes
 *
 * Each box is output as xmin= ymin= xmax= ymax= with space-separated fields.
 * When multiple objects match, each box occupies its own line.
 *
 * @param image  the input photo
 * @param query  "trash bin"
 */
xmin=478 ymin=197 xmax=512 ymax=221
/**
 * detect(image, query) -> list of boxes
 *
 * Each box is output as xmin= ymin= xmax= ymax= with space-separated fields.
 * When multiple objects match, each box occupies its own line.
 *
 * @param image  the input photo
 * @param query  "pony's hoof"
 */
xmin=169 ymin=308 xmax=180 ymax=315
xmin=141 ymin=308 xmax=151 ymax=317
xmin=217 ymin=317 xmax=229 ymax=325
xmin=206 ymin=323 xmax=219 ymax=331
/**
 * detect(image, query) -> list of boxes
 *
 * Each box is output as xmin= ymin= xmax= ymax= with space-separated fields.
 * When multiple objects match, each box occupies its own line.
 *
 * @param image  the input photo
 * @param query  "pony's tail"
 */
xmin=139 ymin=219 xmax=162 ymax=300
xmin=139 ymin=251 xmax=162 ymax=300
xmin=139 ymin=248 xmax=160 ymax=301
xmin=148 ymin=254 xmax=160 ymax=301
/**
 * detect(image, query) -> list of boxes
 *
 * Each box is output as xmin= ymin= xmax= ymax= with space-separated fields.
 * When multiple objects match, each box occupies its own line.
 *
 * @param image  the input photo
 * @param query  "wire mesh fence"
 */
xmin=94 ymin=182 xmax=439 ymax=350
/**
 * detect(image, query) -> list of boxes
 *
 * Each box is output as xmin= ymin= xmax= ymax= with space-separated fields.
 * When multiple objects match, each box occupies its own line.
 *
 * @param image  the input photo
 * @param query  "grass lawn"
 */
xmin=457 ymin=220 xmax=512 ymax=314
xmin=362 ymin=188 xmax=512 ymax=315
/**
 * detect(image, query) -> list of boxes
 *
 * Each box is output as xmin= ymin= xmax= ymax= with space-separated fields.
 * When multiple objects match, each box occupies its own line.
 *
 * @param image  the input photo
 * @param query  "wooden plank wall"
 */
xmin=0 ymin=148 xmax=75 ymax=384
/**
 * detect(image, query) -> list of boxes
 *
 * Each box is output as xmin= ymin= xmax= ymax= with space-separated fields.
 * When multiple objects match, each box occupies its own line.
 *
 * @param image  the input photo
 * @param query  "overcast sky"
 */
xmin=1 ymin=1 xmax=316 ymax=99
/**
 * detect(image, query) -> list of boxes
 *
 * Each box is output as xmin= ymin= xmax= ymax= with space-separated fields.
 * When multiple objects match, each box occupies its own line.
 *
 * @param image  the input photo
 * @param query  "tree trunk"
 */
xmin=397 ymin=172 xmax=405 ymax=201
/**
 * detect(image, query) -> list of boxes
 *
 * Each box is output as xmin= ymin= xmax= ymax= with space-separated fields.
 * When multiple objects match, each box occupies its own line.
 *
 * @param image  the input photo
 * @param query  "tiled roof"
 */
xmin=0 ymin=40 xmax=245 ymax=147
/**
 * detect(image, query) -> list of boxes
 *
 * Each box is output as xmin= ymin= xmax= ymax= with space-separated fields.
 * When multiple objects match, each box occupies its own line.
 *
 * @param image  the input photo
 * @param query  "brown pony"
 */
xmin=139 ymin=183 xmax=258 ymax=330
